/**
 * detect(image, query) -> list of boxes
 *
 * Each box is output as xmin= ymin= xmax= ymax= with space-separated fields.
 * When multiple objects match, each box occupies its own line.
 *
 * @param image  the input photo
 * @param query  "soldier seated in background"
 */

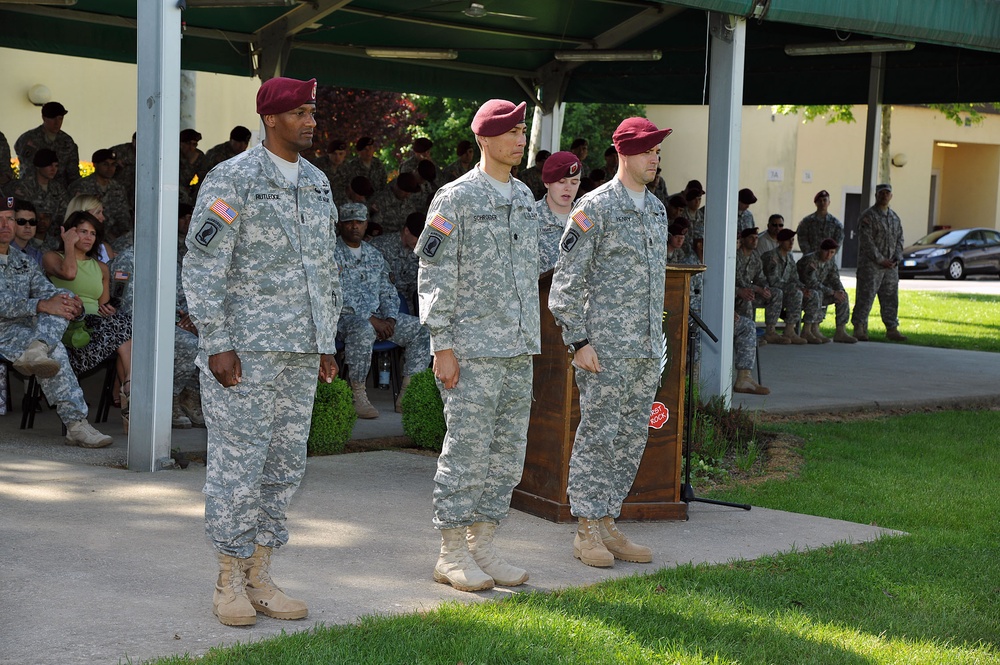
xmin=735 ymin=227 xmax=785 ymax=344
xmin=204 ymin=126 xmax=252 ymax=171
xmin=370 ymin=211 xmax=423 ymax=315
xmin=13 ymin=148 xmax=68 ymax=231
xmin=732 ymin=313 xmax=770 ymax=395
xmin=369 ymin=172 xmax=421 ymax=233
xmin=335 ymin=174 xmax=374 ymax=209
xmin=756 ymin=213 xmax=784 ymax=255
xmin=797 ymin=238 xmax=857 ymax=344
xmin=334 ymin=203 xmax=430 ymax=419
xmin=759 ymin=228 xmax=808 ymax=345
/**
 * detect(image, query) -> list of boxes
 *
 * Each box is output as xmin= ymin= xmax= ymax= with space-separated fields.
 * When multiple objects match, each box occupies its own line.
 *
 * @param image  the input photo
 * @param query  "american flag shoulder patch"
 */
xmin=113 ymin=270 xmax=130 ymax=281
xmin=572 ymin=209 xmax=594 ymax=233
xmin=209 ymin=198 xmax=238 ymax=224
xmin=429 ymin=213 xmax=454 ymax=236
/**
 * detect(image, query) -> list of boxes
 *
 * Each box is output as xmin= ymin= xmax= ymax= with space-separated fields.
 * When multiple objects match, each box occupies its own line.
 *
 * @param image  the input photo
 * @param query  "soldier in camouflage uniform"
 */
xmin=797 ymin=189 xmax=845 ymax=255
xmin=0 ymin=131 xmax=14 ymax=192
xmin=369 ymin=172 xmax=422 ymax=233
xmin=13 ymin=149 xmax=69 ymax=228
xmin=535 ymin=151 xmax=582 ymax=274
xmin=736 ymin=188 xmax=758 ymax=235
xmin=312 ymin=139 xmax=349 ymax=199
xmin=439 ymin=140 xmax=476 ymax=185
xmin=112 ymin=134 xmax=137 ymax=205
xmin=14 ymin=102 xmax=81 ymax=189
xmin=415 ymin=99 xmax=540 ymax=593
xmin=178 ymin=128 xmax=209 ymax=206
xmin=69 ymin=149 xmax=133 ymax=242
xmin=204 ymin=126 xmax=251 ymax=172
xmin=798 ymin=238 xmax=858 ymax=344
xmin=0 ymin=198 xmax=113 ymax=448
xmin=370 ymin=211 xmax=422 ymax=315
xmin=399 ymin=137 xmax=433 ymax=174
xmin=334 ymin=202 xmax=430 ymax=418
xmin=732 ymin=313 xmax=769 ymax=395
xmin=853 ymin=184 xmax=907 ymax=342
xmin=516 ymin=150 xmax=549 ymax=200
xmin=759 ymin=228 xmax=808 ymax=344
xmin=342 ymin=137 xmax=387 ymax=194
xmin=679 ymin=180 xmax=706 ymax=256
xmin=735 ymin=227 xmax=785 ymax=344
xmin=550 ymin=116 xmax=672 ymax=569
xmin=182 ymin=77 xmax=342 ymax=627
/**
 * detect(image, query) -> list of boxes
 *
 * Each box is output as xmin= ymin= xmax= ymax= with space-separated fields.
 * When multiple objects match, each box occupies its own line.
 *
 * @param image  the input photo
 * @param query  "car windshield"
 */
xmin=912 ymin=230 xmax=968 ymax=246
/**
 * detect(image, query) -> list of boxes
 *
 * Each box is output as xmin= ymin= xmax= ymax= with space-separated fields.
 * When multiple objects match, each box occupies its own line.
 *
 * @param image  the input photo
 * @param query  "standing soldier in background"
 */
xmin=439 ymin=140 xmax=476 ymax=184
xmin=112 ymin=133 xmax=137 ymax=206
xmin=416 ymin=99 xmax=539 ymax=593
xmin=15 ymin=102 xmax=81 ymax=189
xmin=69 ymin=149 xmax=133 ymax=242
xmin=204 ymin=126 xmax=252 ymax=171
xmin=535 ymin=151 xmax=582 ymax=274
xmin=797 ymin=190 xmax=844 ymax=255
xmin=852 ymin=184 xmax=907 ymax=342
xmin=549 ymin=116 xmax=672 ymax=569
xmin=183 ymin=77 xmax=342 ymax=627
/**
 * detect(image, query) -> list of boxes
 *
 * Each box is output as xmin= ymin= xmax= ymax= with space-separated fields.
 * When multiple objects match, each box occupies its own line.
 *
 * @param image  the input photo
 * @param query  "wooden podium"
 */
xmin=511 ymin=266 xmax=704 ymax=523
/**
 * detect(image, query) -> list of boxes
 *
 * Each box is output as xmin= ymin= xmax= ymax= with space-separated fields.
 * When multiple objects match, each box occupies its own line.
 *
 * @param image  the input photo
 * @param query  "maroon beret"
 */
xmin=738 ymin=188 xmax=757 ymax=204
xmin=256 ymin=77 xmax=317 ymax=115
xmin=668 ymin=222 xmax=688 ymax=236
xmin=776 ymin=228 xmax=796 ymax=242
xmin=2 ymin=196 xmax=14 ymax=211
xmin=739 ymin=226 xmax=759 ymax=239
xmin=820 ymin=238 xmax=840 ymax=250
xmin=471 ymin=99 xmax=527 ymax=137
xmin=612 ymin=117 xmax=672 ymax=156
xmin=542 ymin=151 xmax=582 ymax=184
xmin=814 ymin=189 xmax=830 ymax=202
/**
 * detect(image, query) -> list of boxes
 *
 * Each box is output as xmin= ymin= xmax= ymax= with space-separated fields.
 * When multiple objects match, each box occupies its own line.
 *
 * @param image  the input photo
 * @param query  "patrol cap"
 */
xmin=33 ymin=148 xmax=58 ymax=167
xmin=91 ymin=148 xmax=116 ymax=163
xmin=179 ymin=128 xmax=202 ymax=143
xmin=612 ymin=117 xmax=672 ymax=156
xmin=337 ymin=202 xmax=368 ymax=222
xmin=739 ymin=226 xmax=759 ymax=239
xmin=776 ymin=229 xmax=796 ymax=242
xmin=738 ymin=188 xmax=757 ymax=204
xmin=814 ymin=189 xmax=830 ymax=202
xmin=256 ymin=77 xmax=317 ymax=115
xmin=350 ymin=176 xmax=374 ymax=197
xmin=327 ymin=139 xmax=348 ymax=152
xmin=412 ymin=137 xmax=433 ymax=153
xmin=876 ymin=183 xmax=892 ymax=193
xmin=41 ymin=101 xmax=68 ymax=118
xmin=455 ymin=140 xmax=473 ymax=156
xmin=471 ymin=99 xmax=527 ymax=137
xmin=820 ymin=238 xmax=840 ymax=250
xmin=541 ymin=151 xmax=582 ymax=184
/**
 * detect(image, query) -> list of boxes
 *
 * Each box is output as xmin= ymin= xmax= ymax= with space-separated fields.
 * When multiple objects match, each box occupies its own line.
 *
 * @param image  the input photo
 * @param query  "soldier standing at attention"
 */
xmin=415 ymin=99 xmax=540 ymax=593
xmin=549 ymin=117 xmax=672 ymax=569
xmin=182 ymin=77 xmax=342 ymax=627
xmin=852 ymin=183 xmax=907 ymax=342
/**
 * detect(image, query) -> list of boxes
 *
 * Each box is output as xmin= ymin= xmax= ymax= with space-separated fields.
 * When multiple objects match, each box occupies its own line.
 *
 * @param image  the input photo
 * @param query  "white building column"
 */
xmin=528 ymin=102 xmax=565 ymax=166
xmin=700 ymin=13 xmax=746 ymax=405
xmin=130 ymin=0 xmax=182 ymax=471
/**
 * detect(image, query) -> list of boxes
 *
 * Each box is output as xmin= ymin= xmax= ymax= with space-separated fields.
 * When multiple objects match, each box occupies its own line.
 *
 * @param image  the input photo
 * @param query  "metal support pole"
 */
xmin=861 ymin=52 xmax=886 ymax=209
xmin=130 ymin=0 xmax=182 ymax=471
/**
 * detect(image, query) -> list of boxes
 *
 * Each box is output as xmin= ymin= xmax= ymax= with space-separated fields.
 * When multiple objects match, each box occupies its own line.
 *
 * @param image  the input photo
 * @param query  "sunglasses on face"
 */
xmin=16 ymin=218 xmax=38 ymax=227
xmin=769 ymin=223 xmax=783 ymax=227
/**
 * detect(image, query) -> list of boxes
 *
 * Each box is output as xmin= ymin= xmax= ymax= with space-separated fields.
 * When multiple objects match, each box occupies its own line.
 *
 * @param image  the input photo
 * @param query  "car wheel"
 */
xmin=946 ymin=258 xmax=966 ymax=280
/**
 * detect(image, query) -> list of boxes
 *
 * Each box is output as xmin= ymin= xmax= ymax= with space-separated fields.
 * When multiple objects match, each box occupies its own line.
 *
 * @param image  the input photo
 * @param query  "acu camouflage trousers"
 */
xmin=802 ymin=290 xmax=851 ymax=326
xmin=337 ymin=312 xmax=430 ymax=381
xmin=853 ymin=263 xmax=900 ymax=329
xmin=736 ymin=287 xmax=783 ymax=326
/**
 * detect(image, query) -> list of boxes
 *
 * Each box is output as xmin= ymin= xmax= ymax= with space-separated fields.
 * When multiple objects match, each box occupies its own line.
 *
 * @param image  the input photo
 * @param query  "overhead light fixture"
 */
xmin=936 ymin=142 xmax=959 ymax=148
xmin=0 ymin=0 xmax=76 ymax=4
xmin=365 ymin=48 xmax=458 ymax=60
xmin=184 ymin=0 xmax=299 ymax=7
xmin=554 ymin=50 xmax=662 ymax=62
xmin=784 ymin=40 xmax=915 ymax=57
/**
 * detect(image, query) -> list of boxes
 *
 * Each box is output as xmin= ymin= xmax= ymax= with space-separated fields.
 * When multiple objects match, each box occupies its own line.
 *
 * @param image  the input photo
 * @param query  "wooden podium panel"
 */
xmin=512 ymin=267 xmax=703 ymax=523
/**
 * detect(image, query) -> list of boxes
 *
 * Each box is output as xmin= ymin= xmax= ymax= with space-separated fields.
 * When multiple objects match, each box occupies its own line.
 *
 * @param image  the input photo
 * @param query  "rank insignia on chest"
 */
xmin=572 ymin=210 xmax=594 ymax=233
xmin=429 ymin=213 xmax=454 ymax=236
xmin=210 ymin=198 xmax=238 ymax=224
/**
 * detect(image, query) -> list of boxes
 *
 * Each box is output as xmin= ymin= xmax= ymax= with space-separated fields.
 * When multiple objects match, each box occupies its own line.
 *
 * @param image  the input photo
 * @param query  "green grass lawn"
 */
xmin=148 ymin=410 xmax=1000 ymax=665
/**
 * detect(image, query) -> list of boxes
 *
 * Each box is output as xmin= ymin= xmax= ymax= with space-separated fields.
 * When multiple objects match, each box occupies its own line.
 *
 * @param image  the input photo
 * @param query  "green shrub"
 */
xmin=307 ymin=378 xmax=356 ymax=455
xmin=400 ymin=368 xmax=446 ymax=451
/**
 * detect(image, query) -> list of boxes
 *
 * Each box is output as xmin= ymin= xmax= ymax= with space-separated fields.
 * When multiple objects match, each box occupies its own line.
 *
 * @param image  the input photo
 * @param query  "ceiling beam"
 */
xmin=296 ymin=41 xmax=536 ymax=79
xmin=256 ymin=0 xmax=354 ymax=38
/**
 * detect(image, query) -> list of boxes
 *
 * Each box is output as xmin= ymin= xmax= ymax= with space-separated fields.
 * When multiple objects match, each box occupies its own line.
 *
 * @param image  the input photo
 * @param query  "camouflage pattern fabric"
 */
xmin=760 ymin=247 xmax=804 ymax=327
xmin=737 ymin=208 xmax=755 ymax=234
xmin=0 ymin=131 xmax=14 ymax=188
xmin=432 ymin=355 xmax=533 ymax=529
xmin=680 ymin=206 xmax=705 ymax=255
xmin=14 ymin=126 xmax=81 ymax=188
xmin=648 ymin=176 xmax=669 ymax=207
xmin=398 ymin=154 xmax=424 ymax=174
xmin=201 ymin=351 xmax=318 ymax=558
xmin=797 ymin=251 xmax=851 ymax=325
xmin=439 ymin=159 xmax=473 ymax=185
xmin=0 ymin=249 xmax=88 ymax=423
xmin=69 ymin=175 xmax=133 ymax=241
xmin=12 ymin=176 xmax=68 ymax=226
xmin=370 ymin=183 xmax=421 ymax=234
xmin=535 ymin=197 xmax=567 ymax=275
xmin=342 ymin=156 xmax=387 ymax=193
xmin=667 ymin=245 xmax=703 ymax=363
xmin=733 ymin=314 xmax=756 ymax=372
xmin=178 ymin=150 xmax=209 ymax=206
xmin=854 ymin=204 xmax=904 ymax=329
xmin=112 ymin=141 xmax=137 ymax=204
xmin=567 ymin=357 xmax=659 ymax=519
xmin=796 ymin=212 xmax=845 ymax=255
xmin=369 ymin=232 xmax=418 ymax=314
xmin=204 ymin=141 xmax=243 ymax=172
xmin=735 ymin=248 xmax=783 ymax=324
xmin=515 ymin=165 xmax=546 ymax=201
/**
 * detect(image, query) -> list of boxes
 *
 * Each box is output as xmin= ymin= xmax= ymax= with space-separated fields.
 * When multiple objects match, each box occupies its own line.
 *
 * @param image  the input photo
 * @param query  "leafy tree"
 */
xmin=560 ymin=102 xmax=646 ymax=171
xmin=405 ymin=95 xmax=483 ymax=167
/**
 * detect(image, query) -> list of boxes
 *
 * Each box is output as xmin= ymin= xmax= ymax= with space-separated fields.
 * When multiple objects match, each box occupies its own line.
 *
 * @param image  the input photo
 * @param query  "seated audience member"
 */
xmin=797 ymin=238 xmax=857 ymax=344
xmin=666 ymin=194 xmax=687 ymax=223
xmin=667 ymin=221 xmax=704 ymax=373
xmin=399 ymin=137 xmax=434 ymax=174
xmin=13 ymin=148 xmax=68 ymax=233
xmin=370 ymin=211 xmax=424 ymax=315
xmin=535 ymin=151 xmax=582 ymax=274
xmin=64 ymin=194 xmax=116 ymax=261
xmin=69 ymin=148 xmax=132 ymax=243
xmin=335 ymin=175 xmax=374 ymax=208
xmin=735 ymin=227 xmax=784 ymax=344
xmin=334 ymin=203 xmax=431 ymax=418
xmin=42 ymin=211 xmax=133 ymax=432
xmin=10 ymin=200 xmax=44 ymax=266
xmin=603 ymin=145 xmax=618 ymax=176
xmin=370 ymin=171 xmax=422 ymax=233
xmin=756 ymin=214 xmax=783 ymax=255
xmin=737 ymin=188 xmax=757 ymax=235
xmin=797 ymin=189 xmax=844 ymax=255
xmin=343 ymin=136 xmax=387 ymax=194
xmin=647 ymin=167 xmax=669 ymax=206
xmin=517 ymin=150 xmax=549 ymax=200
xmin=178 ymin=128 xmax=208 ymax=205
xmin=204 ymin=125 xmax=252 ymax=171
xmin=759 ymin=228 xmax=808 ymax=344
xmin=439 ymin=140 xmax=475 ymax=184
xmin=313 ymin=138 xmax=350 ymax=195
xmin=0 ymin=198 xmax=113 ymax=447
xmin=732 ymin=313 xmax=770 ymax=395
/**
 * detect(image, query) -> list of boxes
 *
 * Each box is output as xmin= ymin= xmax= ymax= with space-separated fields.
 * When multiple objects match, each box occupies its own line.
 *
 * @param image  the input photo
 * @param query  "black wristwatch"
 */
xmin=571 ymin=339 xmax=590 ymax=351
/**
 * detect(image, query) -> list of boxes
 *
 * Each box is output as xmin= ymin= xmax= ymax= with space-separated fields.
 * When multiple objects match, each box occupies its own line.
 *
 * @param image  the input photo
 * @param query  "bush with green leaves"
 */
xmin=307 ymin=378 xmax=357 ymax=455
xmin=400 ymin=368 xmax=446 ymax=451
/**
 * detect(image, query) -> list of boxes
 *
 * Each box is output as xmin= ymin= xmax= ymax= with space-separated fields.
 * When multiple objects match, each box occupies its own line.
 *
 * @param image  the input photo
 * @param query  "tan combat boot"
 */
xmin=394 ymin=375 xmax=411 ymax=414
xmin=13 ymin=340 xmax=60 ymax=378
xmin=467 ymin=522 xmax=528 ymax=586
xmin=244 ymin=545 xmax=308 ymax=620
xmin=65 ymin=419 xmax=114 ymax=448
xmin=434 ymin=527 xmax=495 ymax=592
xmin=172 ymin=400 xmax=192 ymax=429
xmin=853 ymin=322 xmax=868 ymax=341
xmin=178 ymin=387 xmax=206 ymax=427
xmin=800 ymin=324 xmax=820 ymax=344
xmin=350 ymin=381 xmax=379 ymax=419
xmin=763 ymin=325 xmax=789 ymax=345
xmin=213 ymin=553 xmax=256 ymax=626
xmin=811 ymin=323 xmax=831 ymax=343
xmin=599 ymin=517 xmax=653 ymax=563
xmin=733 ymin=369 xmax=770 ymax=395
xmin=833 ymin=325 xmax=858 ymax=344
xmin=782 ymin=324 xmax=808 ymax=345
xmin=886 ymin=328 xmax=909 ymax=342
xmin=573 ymin=517 xmax=614 ymax=568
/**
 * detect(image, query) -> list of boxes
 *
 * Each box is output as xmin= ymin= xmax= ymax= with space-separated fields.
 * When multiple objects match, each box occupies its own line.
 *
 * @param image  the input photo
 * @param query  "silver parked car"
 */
xmin=900 ymin=227 xmax=1000 ymax=280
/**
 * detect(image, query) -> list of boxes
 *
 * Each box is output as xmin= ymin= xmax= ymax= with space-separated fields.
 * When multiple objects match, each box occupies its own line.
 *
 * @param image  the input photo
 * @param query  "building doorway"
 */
xmin=841 ymin=192 xmax=863 ymax=269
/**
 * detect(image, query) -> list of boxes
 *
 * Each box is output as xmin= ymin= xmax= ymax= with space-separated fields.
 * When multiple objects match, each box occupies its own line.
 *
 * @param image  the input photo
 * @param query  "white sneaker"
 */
xmin=13 ymin=341 xmax=60 ymax=379
xmin=65 ymin=420 xmax=114 ymax=448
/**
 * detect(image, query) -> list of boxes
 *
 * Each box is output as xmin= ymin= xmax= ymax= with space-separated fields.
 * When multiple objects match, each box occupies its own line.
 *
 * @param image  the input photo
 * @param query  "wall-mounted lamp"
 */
xmin=27 ymin=84 xmax=52 ymax=107
xmin=891 ymin=153 xmax=908 ymax=167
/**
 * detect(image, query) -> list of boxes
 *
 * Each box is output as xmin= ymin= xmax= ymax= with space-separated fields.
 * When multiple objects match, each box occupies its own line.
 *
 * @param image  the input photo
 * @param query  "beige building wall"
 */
xmin=1 ymin=47 xmax=259 ymax=173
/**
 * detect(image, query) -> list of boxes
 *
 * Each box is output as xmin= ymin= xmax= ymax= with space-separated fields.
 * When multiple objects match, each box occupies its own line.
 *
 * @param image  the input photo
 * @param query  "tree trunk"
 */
xmin=879 ymin=105 xmax=892 ymax=183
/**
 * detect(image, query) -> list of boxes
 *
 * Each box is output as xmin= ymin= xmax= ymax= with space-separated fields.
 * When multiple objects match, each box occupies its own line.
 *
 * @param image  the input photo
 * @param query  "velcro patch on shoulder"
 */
xmin=561 ymin=227 xmax=581 ymax=253
xmin=191 ymin=217 xmax=227 ymax=255
xmin=572 ymin=209 xmax=594 ymax=233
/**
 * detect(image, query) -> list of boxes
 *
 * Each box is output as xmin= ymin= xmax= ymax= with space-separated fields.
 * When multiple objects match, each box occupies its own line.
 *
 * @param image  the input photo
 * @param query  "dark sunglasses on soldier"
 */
xmin=16 ymin=218 xmax=38 ymax=227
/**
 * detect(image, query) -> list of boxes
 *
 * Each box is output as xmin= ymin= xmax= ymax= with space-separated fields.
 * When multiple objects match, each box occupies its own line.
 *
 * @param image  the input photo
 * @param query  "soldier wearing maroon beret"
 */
xmin=536 ymin=151 xmax=582 ymax=273
xmin=415 ymin=98 xmax=540 ymax=593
